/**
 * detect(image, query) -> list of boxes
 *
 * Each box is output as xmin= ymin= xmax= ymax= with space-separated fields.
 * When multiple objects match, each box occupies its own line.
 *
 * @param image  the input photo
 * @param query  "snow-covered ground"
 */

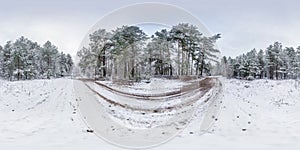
xmin=75 ymin=77 xmax=220 ymax=148
xmin=98 ymin=78 xmax=190 ymax=95
xmin=0 ymin=79 xmax=102 ymax=149
xmin=185 ymin=78 xmax=300 ymax=150
xmin=0 ymin=78 xmax=300 ymax=149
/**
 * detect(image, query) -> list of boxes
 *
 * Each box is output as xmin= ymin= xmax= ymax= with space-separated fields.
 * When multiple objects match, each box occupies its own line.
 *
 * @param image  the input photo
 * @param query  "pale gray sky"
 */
xmin=1 ymin=0 xmax=300 ymax=57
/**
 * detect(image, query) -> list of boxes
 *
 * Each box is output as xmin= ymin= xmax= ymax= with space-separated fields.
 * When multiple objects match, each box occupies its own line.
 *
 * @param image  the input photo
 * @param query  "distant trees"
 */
xmin=223 ymin=41 xmax=300 ymax=80
xmin=77 ymin=23 xmax=221 ymax=81
xmin=0 ymin=36 xmax=73 ymax=81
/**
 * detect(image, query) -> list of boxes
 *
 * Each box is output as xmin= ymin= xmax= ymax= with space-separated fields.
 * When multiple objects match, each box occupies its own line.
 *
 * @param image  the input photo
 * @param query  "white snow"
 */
xmin=175 ymin=78 xmax=300 ymax=150
xmin=98 ymin=78 xmax=189 ymax=95
xmin=0 ymin=79 xmax=103 ymax=150
xmin=0 ymin=78 xmax=299 ymax=149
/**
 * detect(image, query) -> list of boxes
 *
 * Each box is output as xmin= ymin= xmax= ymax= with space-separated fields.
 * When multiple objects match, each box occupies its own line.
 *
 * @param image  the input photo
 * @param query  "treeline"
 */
xmin=0 ymin=36 xmax=73 ymax=81
xmin=221 ymin=42 xmax=300 ymax=80
xmin=77 ymin=23 xmax=221 ymax=81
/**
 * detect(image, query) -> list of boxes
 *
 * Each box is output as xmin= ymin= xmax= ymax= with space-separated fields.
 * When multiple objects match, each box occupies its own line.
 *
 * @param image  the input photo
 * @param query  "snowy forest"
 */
xmin=77 ymin=23 xmax=221 ymax=81
xmin=221 ymin=42 xmax=300 ymax=80
xmin=0 ymin=36 xmax=73 ymax=81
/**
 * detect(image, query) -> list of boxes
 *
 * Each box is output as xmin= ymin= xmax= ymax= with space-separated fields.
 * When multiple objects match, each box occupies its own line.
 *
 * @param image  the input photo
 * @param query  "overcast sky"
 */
xmin=1 ymin=0 xmax=300 ymax=58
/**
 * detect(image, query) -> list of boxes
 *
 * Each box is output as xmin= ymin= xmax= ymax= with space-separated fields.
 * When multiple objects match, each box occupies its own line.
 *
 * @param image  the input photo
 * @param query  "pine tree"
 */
xmin=57 ymin=52 xmax=67 ymax=77
xmin=0 ymin=45 xmax=3 ymax=78
xmin=227 ymin=57 xmax=235 ymax=78
xmin=265 ymin=42 xmax=282 ymax=79
xmin=76 ymin=24 xmax=220 ymax=81
xmin=27 ymin=42 xmax=41 ymax=79
xmin=170 ymin=23 xmax=187 ymax=76
xmin=111 ymin=26 xmax=147 ymax=80
xmin=198 ymin=34 xmax=221 ymax=77
xmin=246 ymin=49 xmax=259 ymax=78
xmin=295 ymin=47 xmax=300 ymax=79
xmin=0 ymin=37 xmax=73 ymax=81
xmin=11 ymin=37 xmax=26 ymax=80
xmin=12 ymin=37 xmax=40 ymax=80
xmin=170 ymin=23 xmax=204 ymax=76
xmin=278 ymin=48 xmax=289 ymax=79
xmin=221 ymin=56 xmax=229 ymax=77
xmin=77 ymin=47 xmax=95 ymax=78
xmin=66 ymin=54 xmax=73 ymax=75
xmin=2 ymin=41 xmax=14 ymax=80
xmin=284 ymin=47 xmax=297 ymax=79
xmin=224 ymin=42 xmax=300 ymax=80
xmin=40 ymin=41 xmax=59 ymax=79
xmin=257 ymin=49 xmax=266 ymax=79
xmin=148 ymin=29 xmax=174 ymax=76
xmin=89 ymin=29 xmax=113 ymax=78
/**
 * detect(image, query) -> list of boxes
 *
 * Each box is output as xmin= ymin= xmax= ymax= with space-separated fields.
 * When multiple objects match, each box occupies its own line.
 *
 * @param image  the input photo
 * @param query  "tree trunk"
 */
xmin=191 ymin=59 xmax=193 ymax=75
xmin=200 ymin=53 xmax=205 ymax=77
xmin=275 ymin=64 xmax=278 ymax=80
xmin=48 ymin=56 xmax=51 ymax=79
xmin=170 ymin=64 xmax=173 ymax=76
xmin=269 ymin=66 xmax=274 ymax=79
xmin=102 ymin=49 xmax=106 ymax=77
xmin=181 ymin=44 xmax=186 ymax=75
xmin=131 ymin=44 xmax=135 ymax=79
xmin=17 ymin=57 xmax=20 ymax=80
xmin=187 ymin=44 xmax=191 ymax=75
xmin=124 ymin=61 xmax=127 ymax=79
xmin=181 ymin=43 xmax=184 ymax=76
xmin=196 ymin=54 xmax=200 ymax=76
xmin=177 ymin=42 xmax=180 ymax=76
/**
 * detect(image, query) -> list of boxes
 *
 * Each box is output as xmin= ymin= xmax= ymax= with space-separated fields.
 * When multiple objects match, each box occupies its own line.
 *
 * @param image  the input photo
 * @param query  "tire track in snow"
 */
xmin=81 ymin=78 xmax=216 ymax=113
